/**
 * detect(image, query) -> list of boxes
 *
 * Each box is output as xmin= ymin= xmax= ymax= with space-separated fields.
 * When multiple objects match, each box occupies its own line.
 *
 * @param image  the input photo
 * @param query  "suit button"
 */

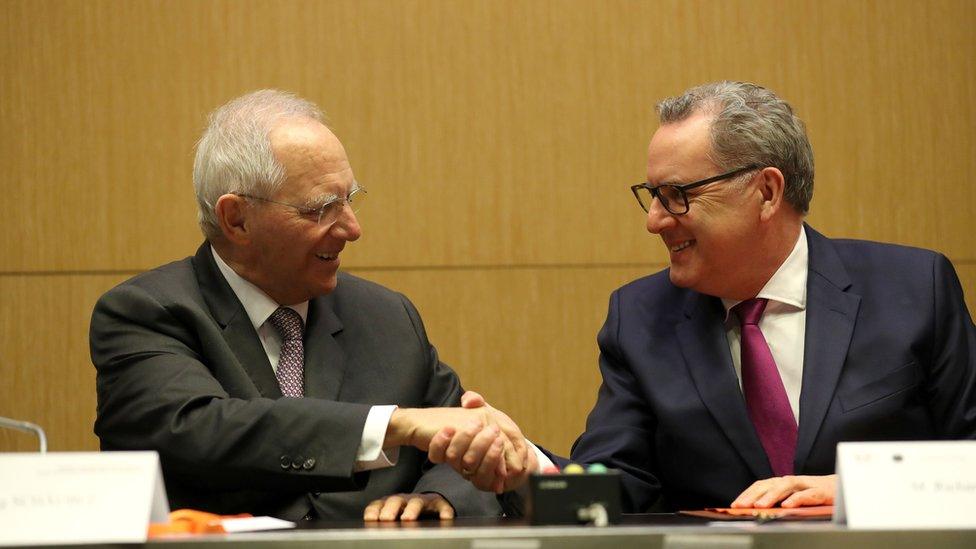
xmin=303 ymin=458 xmax=315 ymax=470
xmin=292 ymin=456 xmax=304 ymax=470
xmin=280 ymin=455 xmax=291 ymax=470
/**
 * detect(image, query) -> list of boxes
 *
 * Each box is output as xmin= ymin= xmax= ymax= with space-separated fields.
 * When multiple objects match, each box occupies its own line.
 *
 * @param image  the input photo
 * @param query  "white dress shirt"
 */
xmin=721 ymin=229 xmax=808 ymax=422
xmin=211 ymin=247 xmax=398 ymax=471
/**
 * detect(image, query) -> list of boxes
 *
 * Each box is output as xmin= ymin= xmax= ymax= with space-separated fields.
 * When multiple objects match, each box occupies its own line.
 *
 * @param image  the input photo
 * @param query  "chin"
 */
xmin=668 ymin=268 xmax=696 ymax=289
xmin=314 ymin=276 xmax=339 ymax=297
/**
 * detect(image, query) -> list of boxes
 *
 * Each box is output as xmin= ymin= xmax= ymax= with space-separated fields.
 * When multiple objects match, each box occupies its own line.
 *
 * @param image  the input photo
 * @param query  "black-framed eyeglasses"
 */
xmin=237 ymin=184 xmax=366 ymax=227
xmin=630 ymin=165 xmax=759 ymax=215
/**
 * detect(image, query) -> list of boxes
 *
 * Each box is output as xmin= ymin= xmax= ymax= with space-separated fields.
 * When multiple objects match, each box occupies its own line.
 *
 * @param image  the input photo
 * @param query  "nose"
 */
xmin=330 ymin=203 xmax=362 ymax=241
xmin=645 ymin=196 xmax=676 ymax=235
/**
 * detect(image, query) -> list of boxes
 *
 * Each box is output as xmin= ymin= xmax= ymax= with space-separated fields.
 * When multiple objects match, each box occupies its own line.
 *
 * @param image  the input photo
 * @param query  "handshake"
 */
xmin=386 ymin=390 xmax=537 ymax=493
xmin=372 ymin=390 xmax=537 ymax=520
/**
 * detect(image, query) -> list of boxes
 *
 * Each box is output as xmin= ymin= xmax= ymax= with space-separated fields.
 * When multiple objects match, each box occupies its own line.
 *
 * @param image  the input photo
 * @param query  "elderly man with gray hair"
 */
xmin=437 ymin=81 xmax=976 ymax=513
xmin=90 ymin=90 xmax=534 ymax=522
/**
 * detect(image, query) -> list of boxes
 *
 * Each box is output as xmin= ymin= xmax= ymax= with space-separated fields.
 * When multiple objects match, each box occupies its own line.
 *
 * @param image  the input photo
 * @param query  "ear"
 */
xmin=756 ymin=167 xmax=787 ymax=222
xmin=213 ymin=194 xmax=251 ymax=244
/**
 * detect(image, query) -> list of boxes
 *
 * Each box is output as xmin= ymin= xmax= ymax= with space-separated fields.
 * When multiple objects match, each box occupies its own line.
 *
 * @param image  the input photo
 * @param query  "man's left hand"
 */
xmin=363 ymin=493 xmax=455 ymax=521
xmin=730 ymin=474 xmax=836 ymax=508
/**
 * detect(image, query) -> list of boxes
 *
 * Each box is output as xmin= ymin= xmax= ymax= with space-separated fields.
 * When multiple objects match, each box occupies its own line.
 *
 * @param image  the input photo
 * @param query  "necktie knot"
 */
xmin=733 ymin=298 xmax=768 ymax=326
xmin=269 ymin=307 xmax=304 ymax=342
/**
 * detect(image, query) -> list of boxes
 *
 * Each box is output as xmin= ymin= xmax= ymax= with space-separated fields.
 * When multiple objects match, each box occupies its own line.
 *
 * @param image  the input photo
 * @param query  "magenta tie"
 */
xmin=269 ymin=307 xmax=305 ymax=398
xmin=733 ymin=298 xmax=797 ymax=477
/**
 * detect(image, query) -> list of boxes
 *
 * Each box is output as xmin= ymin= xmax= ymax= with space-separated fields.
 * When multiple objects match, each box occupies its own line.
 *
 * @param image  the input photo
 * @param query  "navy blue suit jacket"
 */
xmin=567 ymin=225 xmax=976 ymax=512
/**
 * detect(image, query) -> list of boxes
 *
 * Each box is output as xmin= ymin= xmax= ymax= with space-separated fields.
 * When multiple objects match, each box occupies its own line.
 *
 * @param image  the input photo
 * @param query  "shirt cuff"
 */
xmin=529 ymin=440 xmax=552 ymax=472
xmin=354 ymin=405 xmax=399 ymax=472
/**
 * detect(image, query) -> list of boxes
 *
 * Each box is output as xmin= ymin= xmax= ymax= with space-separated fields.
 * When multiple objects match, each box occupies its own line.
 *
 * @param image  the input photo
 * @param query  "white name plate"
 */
xmin=835 ymin=441 xmax=976 ymax=529
xmin=0 ymin=451 xmax=169 ymax=546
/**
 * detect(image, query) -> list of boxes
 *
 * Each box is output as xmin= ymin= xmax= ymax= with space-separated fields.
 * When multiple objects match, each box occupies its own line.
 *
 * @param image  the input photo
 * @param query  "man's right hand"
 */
xmin=426 ymin=391 xmax=537 ymax=493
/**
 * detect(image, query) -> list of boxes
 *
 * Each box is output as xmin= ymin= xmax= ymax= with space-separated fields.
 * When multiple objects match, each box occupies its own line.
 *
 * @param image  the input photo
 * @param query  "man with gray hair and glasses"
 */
xmin=90 ymin=89 xmax=534 ymax=522
xmin=438 ymin=81 xmax=975 ymax=513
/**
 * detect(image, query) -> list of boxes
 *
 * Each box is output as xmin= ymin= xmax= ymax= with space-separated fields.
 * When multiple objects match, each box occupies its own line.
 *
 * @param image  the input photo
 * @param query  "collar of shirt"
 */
xmin=210 ymin=246 xmax=309 ymax=330
xmin=722 ymin=227 xmax=809 ymax=321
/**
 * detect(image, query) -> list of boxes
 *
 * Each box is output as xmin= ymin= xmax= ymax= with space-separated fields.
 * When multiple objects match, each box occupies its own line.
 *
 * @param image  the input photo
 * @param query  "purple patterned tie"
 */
xmin=733 ymin=298 xmax=797 ymax=477
xmin=269 ymin=307 xmax=305 ymax=398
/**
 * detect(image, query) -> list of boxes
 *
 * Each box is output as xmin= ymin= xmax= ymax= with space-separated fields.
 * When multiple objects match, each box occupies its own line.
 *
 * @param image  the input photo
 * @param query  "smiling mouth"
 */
xmin=670 ymin=240 xmax=694 ymax=252
xmin=316 ymin=253 xmax=338 ymax=261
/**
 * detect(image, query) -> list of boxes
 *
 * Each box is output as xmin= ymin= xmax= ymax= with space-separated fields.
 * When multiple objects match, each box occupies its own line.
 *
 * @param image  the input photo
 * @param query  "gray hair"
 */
xmin=656 ymin=81 xmax=815 ymax=213
xmin=192 ymin=89 xmax=327 ymax=239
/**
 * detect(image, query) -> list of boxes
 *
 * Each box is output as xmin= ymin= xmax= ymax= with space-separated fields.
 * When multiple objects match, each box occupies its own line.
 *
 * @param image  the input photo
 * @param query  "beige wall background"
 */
xmin=1 ymin=0 xmax=974 ymax=455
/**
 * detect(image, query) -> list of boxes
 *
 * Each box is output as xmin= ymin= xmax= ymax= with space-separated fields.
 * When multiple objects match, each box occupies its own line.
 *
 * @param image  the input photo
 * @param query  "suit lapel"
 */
xmin=192 ymin=244 xmax=282 ymax=398
xmin=794 ymin=226 xmax=860 ymax=472
xmin=303 ymin=292 xmax=347 ymax=400
xmin=677 ymin=292 xmax=772 ymax=479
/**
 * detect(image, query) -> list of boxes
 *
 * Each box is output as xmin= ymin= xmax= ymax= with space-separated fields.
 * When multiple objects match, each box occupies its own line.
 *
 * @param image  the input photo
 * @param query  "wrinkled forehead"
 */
xmin=271 ymin=118 xmax=354 ymax=199
xmin=270 ymin=117 xmax=347 ymax=165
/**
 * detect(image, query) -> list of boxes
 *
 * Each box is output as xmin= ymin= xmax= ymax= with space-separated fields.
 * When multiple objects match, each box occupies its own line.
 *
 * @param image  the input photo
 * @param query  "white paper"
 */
xmin=834 ymin=441 xmax=976 ymax=529
xmin=219 ymin=516 xmax=296 ymax=533
xmin=0 ymin=451 xmax=170 ymax=546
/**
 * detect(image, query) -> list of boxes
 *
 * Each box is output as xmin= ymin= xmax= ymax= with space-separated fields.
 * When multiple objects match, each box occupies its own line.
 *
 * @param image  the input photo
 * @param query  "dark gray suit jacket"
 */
xmin=91 ymin=244 xmax=499 ymax=520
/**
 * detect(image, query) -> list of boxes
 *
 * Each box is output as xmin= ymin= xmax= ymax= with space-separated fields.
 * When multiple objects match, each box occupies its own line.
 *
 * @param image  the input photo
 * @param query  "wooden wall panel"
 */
xmin=1 ymin=0 xmax=973 ymax=272
xmin=0 ymin=274 xmax=130 ymax=452
xmin=1 ymin=0 xmax=974 ymax=456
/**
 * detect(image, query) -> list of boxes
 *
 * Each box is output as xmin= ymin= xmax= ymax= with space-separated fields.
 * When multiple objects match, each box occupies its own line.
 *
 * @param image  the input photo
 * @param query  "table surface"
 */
xmin=127 ymin=514 xmax=976 ymax=549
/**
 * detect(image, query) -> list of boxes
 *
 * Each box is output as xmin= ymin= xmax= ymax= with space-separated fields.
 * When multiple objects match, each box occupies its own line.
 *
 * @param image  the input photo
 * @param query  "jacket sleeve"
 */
xmin=925 ymin=254 xmax=976 ymax=438
xmin=495 ymin=290 xmax=664 ymax=515
xmin=394 ymin=292 xmax=502 ymax=517
xmin=567 ymin=289 xmax=664 ymax=512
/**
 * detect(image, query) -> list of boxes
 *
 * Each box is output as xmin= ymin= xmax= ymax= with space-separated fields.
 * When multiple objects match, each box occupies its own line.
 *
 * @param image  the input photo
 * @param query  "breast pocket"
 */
xmin=839 ymin=361 xmax=920 ymax=413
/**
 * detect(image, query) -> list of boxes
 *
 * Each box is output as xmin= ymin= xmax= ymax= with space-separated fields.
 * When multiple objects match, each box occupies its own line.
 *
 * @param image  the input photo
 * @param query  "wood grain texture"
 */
xmin=0 ymin=274 xmax=131 ymax=452
xmin=1 ymin=0 xmax=973 ymax=271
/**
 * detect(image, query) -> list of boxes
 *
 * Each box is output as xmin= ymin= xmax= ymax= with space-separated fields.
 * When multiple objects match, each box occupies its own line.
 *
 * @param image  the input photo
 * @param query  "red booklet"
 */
xmin=680 ymin=505 xmax=833 ymax=521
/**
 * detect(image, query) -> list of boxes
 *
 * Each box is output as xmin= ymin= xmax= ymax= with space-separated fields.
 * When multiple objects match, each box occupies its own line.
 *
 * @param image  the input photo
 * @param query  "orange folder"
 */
xmin=148 ymin=509 xmax=253 ymax=538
